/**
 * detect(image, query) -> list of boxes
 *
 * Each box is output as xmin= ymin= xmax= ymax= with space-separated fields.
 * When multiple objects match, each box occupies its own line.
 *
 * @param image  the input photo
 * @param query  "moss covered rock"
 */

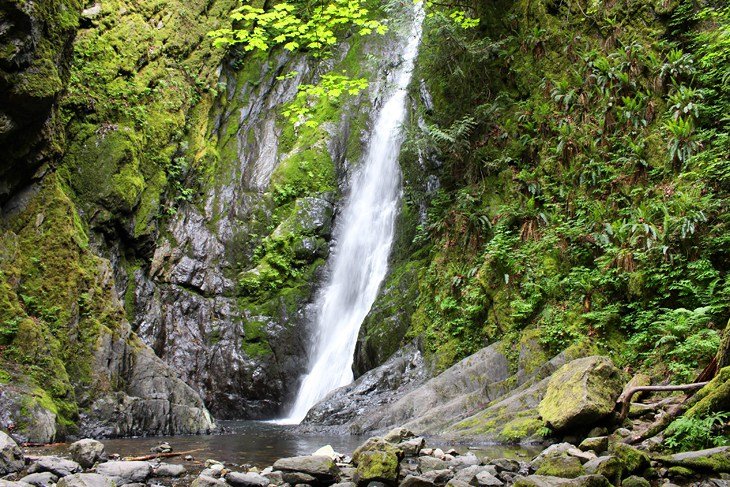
xmin=535 ymin=456 xmax=586 ymax=478
xmin=354 ymin=450 xmax=399 ymax=486
xmin=538 ymin=356 xmax=623 ymax=432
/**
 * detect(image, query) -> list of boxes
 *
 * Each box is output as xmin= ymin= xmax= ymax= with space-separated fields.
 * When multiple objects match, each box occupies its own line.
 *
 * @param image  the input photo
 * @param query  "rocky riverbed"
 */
xmin=1 ymin=426 xmax=729 ymax=487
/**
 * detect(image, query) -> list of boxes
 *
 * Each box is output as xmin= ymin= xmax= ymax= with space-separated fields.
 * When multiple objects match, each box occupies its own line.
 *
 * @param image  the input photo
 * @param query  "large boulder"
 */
xmin=94 ymin=461 xmax=152 ymax=485
xmin=272 ymin=455 xmax=340 ymax=483
xmin=354 ymin=451 xmax=399 ymax=486
xmin=69 ymin=439 xmax=105 ymax=469
xmin=0 ymin=431 xmax=24 ymax=474
xmin=538 ymin=356 xmax=623 ymax=432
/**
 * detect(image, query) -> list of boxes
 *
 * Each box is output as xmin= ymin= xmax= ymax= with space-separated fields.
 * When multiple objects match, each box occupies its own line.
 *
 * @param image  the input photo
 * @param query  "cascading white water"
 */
xmin=279 ymin=3 xmax=425 ymax=425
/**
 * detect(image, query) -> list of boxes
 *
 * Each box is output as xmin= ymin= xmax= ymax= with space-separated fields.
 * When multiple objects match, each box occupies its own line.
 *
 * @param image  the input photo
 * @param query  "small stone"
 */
xmin=191 ymin=475 xmax=227 ymax=487
xmin=313 ymin=445 xmax=337 ymax=459
xmin=150 ymin=442 xmax=172 ymax=454
xmin=531 ymin=444 xmax=575 ymax=469
xmin=475 ymin=471 xmax=504 ymax=486
xmin=449 ymin=453 xmax=480 ymax=470
xmin=421 ymin=449 xmax=434 ymax=456
xmin=419 ymin=456 xmax=449 ymax=473
xmin=578 ymin=437 xmax=608 ymax=454
xmin=446 ymin=449 xmax=458 ymax=456
xmin=225 ymin=471 xmax=270 ymax=487
xmin=622 ymin=475 xmax=651 ymax=487
xmin=81 ymin=3 xmax=102 ymax=19
xmin=205 ymin=459 xmax=224 ymax=468
xmin=263 ymin=470 xmax=284 ymax=485
xmin=57 ymin=473 xmax=116 ymax=487
xmin=399 ymin=438 xmax=426 ymax=457
xmin=583 ymin=456 xmax=621 ymax=479
xmin=454 ymin=466 xmax=499 ymax=484
xmin=282 ymin=472 xmax=317 ymax=485
xmin=185 ymin=455 xmax=194 ymax=461
xmin=446 ymin=481 xmax=471 ymax=487
xmin=383 ymin=427 xmax=415 ymax=444
xmin=421 ymin=468 xmax=453 ymax=485
xmin=433 ymin=449 xmax=446 ymax=460
xmin=489 ymin=459 xmax=520 ymax=473
xmin=401 ymin=475 xmax=436 ymax=487
xmin=154 ymin=463 xmax=186 ymax=477
xmin=567 ymin=448 xmax=596 ymax=464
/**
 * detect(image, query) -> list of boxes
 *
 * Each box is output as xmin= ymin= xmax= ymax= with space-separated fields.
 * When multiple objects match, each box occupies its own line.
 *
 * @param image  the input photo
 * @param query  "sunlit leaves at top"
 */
xmin=209 ymin=0 xmax=387 ymax=57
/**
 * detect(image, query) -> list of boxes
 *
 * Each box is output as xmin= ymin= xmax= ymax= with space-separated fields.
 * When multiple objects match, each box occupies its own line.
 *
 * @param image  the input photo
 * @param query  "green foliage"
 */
xmin=209 ymin=0 xmax=387 ymax=125
xmin=283 ymin=74 xmax=369 ymax=125
xmin=396 ymin=0 xmax=730 ymax=376
xmin=664 ymin=411 xmax=730 ymax=451
xmin=209 ymin=0 xmax=386 ymax=54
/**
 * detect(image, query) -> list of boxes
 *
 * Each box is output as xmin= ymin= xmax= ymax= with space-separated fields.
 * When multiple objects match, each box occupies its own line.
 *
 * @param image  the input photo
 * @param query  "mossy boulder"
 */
xmin=608 ymin=444 xmax=649 ymax=475
xmin=578 ymin=437 xmax=608 ymax=454
xmin=353 ymin=437 xmax=403 ymax=464
xmin=535 ymin=456 xmax=586 ymax=478
xmin=655 ymin=446 xmax=730 ymax=473
xmin=354 ymin=450 xmax=399 ymax=486
xmin=538 ymin=356 xmax=624 ymax=432
xmin=620 ymin=476 xmax=650 ymax=487
xmin=583 ymin=456 xmax=622 ymax=481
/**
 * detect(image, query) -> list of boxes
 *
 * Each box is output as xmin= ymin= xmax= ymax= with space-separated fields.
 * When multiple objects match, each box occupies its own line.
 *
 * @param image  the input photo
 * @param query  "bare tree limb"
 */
xmin=123 ymin=449 xmax=202 ymax=462
xmin=616 ymin=382 xmax=709 ymax=423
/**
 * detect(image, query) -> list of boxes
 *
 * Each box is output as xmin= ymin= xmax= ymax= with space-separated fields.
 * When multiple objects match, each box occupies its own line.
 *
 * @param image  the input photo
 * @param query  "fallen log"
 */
xmin=616 ymin=382 xmax=709 ymax=423
xmin=123 ymin=448 xmax=202 ymax=461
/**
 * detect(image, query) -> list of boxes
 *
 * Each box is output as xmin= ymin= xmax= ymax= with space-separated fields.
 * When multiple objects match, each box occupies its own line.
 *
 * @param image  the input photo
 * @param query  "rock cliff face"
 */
xmin=0 ymin=0 xmax=416 ymax=437
xmin=0 ymin=0 xmax=81 ymax=204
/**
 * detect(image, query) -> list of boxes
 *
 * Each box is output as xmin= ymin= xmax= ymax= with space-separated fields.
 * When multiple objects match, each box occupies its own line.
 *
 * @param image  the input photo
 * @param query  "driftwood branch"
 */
xmin=123 ymin=449 xmax=202 ymax=462
xmin=616 ymin=382 xmax=709 ymax=423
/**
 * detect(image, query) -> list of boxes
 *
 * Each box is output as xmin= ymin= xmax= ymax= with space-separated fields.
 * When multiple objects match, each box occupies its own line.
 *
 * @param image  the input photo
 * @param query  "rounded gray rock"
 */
xmin=69 ymin=439 xmax=106 ymax=469
xmin=0 ymin=431 xmax=24 ymax=474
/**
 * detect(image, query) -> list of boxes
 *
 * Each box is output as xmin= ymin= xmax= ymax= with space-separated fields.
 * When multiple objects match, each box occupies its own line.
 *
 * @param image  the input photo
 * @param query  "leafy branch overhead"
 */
xmin=209 ymin=0 xmax=387 ymax=55
xmin=209 ymin=0 xmax=388 ymax=124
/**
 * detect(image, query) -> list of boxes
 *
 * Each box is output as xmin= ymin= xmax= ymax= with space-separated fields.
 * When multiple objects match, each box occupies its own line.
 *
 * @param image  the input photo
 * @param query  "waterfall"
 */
xmin=279 ymin=3 xmax=425 ymax=425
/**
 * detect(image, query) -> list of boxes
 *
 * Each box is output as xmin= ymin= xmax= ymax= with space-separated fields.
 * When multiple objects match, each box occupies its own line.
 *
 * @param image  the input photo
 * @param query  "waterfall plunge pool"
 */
xmin=27 ymin=421 xmax=541 ymax=468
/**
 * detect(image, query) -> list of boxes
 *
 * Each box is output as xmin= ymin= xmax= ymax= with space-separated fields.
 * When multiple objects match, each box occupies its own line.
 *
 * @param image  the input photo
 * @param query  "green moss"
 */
xmin=498 ymin=416 xmax=545 ymax=443
xmin=684 ymin=366 xmax=730 ymax=419
xmin=535 ymin=456 xmax=585 ymax=478
xmin=609 ymin=443 xmax=650 ymax=475
xmin=241 ymin=320 xmax=273 ymax=359
xmin=667 ymin=466 xmax=695 ymax=477
xmin=355 ymin=451 xmax=399 ymax=484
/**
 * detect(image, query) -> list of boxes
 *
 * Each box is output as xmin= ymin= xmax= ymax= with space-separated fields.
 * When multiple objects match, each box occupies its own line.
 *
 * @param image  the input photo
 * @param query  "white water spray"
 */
xmin=280 ymin=4 xmax=425 ymax=424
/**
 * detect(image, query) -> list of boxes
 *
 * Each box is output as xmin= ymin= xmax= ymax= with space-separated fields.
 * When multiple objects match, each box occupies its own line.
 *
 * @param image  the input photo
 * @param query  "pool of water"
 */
xmin=29 ymin=421 xmax=541 ymax=468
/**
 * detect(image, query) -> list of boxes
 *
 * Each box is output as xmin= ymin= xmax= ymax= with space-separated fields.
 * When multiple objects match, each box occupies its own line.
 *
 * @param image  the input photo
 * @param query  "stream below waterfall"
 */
xmin=27 ymin=422 xmax=541 ymax=468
